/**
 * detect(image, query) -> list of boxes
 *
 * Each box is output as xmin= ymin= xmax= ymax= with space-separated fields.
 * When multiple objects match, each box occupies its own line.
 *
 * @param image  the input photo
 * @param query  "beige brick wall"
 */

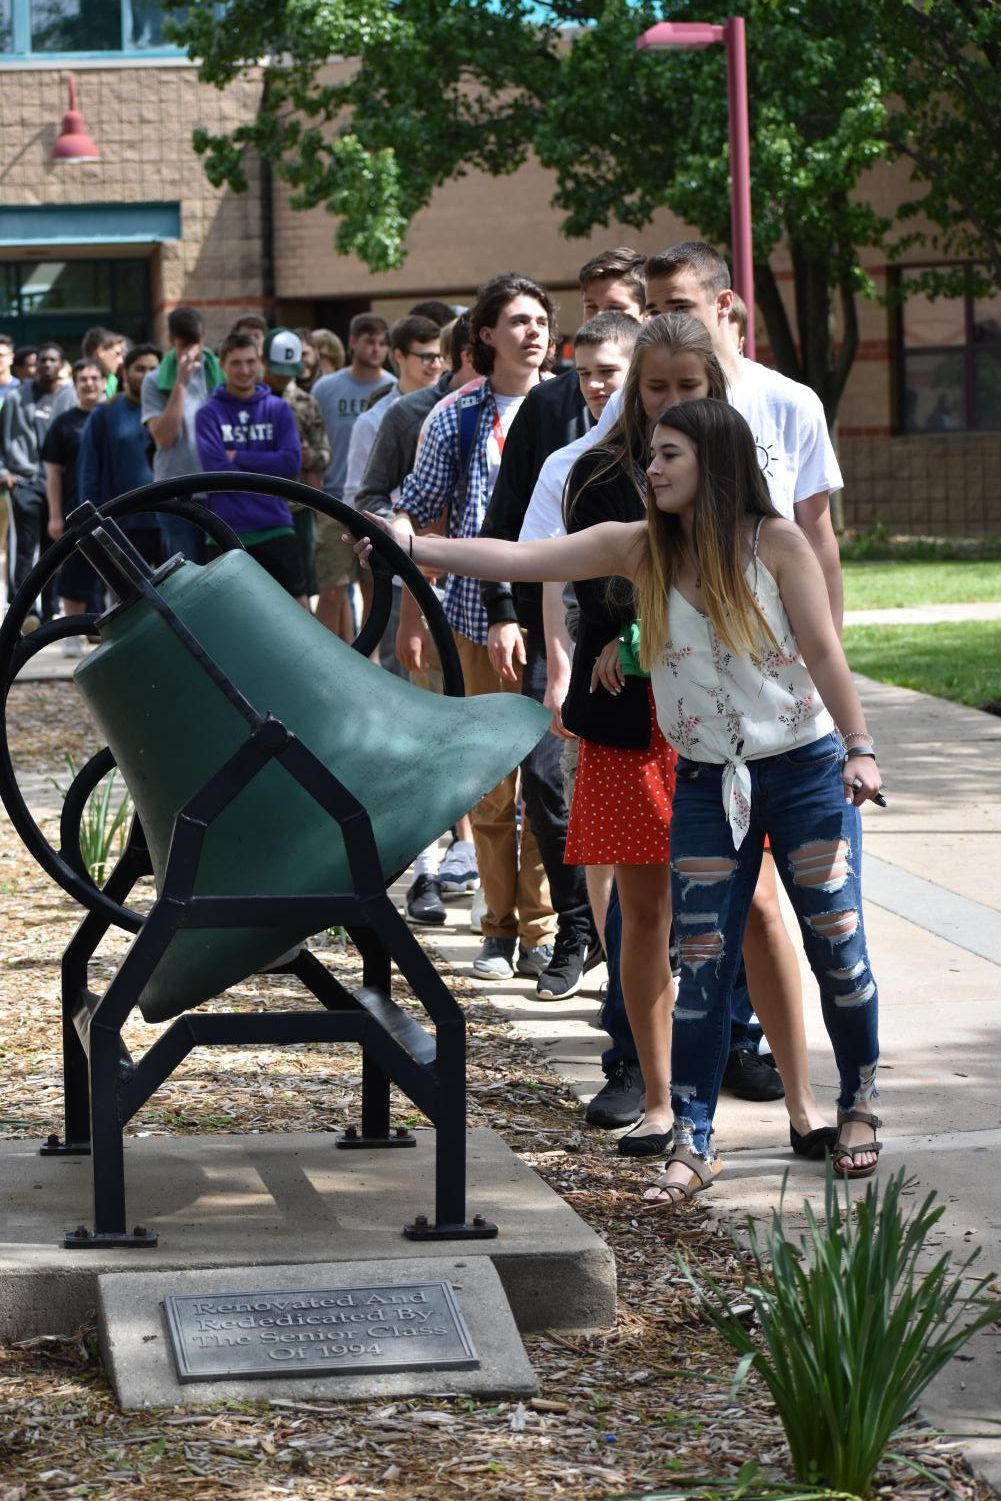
xmin=0 ymin=65 xmax=268 ymax=345
xmin=273 ymin=155 xmax=696 ymax=317
xmin=841 ymin=434 xmax=1001 ymax=536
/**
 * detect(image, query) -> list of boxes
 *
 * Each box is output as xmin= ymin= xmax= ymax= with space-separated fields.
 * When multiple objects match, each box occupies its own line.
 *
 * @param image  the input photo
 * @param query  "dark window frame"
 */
xmin=0 ymin=254 xmax=151 ymax=358
xmin=895 ymin=263 xmax=1001 ymax=436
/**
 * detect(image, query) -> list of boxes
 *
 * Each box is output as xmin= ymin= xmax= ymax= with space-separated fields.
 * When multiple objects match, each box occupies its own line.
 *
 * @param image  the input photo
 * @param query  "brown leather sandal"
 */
xmin=643 ymin=1145 xmax=722 ymax=1208
xmin=834 ymin=1108 xmax=883 ymax=1179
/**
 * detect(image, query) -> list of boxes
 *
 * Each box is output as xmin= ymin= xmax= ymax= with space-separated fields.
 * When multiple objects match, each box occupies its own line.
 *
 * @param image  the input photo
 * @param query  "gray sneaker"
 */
xmin=438 ymin=838 xmax=480 ymax=896
xmin=516 ymin=942 xmax=554 ymax=978
xmin=472 ymin=936 xmax=517 ymax=980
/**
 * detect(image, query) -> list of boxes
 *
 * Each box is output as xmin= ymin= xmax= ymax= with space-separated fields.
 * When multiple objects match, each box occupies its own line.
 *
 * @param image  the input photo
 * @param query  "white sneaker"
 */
xmin=61 ymin=635 xmax=84 ymax=658
xmin=469 ymin=888 xmax=487 ymax=933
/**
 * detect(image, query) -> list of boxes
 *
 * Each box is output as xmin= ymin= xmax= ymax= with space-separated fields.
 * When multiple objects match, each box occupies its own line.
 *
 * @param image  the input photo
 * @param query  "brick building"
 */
xmin=1 ymin=6 xmax=998 ymax=533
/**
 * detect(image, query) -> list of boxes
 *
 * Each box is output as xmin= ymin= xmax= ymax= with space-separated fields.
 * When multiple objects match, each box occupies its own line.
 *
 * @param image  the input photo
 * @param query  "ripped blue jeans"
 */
xmin=669 ymin=733 xmax=879 ymax=1158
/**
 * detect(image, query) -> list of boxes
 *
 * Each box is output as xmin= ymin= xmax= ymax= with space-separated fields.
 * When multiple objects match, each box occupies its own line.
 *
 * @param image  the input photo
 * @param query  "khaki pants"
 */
xmin=454 ymin=631 xmax=554 ymax=947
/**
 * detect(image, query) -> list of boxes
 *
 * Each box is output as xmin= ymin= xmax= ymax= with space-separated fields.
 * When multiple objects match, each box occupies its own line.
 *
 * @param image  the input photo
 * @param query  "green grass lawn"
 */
xmin=843 ymin=619 xmax=1001 ymax=709
xmin=842 ymin=559 xmax=1001 ymax=611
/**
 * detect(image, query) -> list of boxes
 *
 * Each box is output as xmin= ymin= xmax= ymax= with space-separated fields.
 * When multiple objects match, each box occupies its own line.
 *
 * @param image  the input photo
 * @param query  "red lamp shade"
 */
xmin=51 ymin=74 xmax=100 ymax=163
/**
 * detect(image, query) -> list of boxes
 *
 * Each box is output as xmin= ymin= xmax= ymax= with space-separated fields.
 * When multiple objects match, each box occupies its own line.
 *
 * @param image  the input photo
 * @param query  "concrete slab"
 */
xmin=9 ymin=637 xmax=94 ymax=683
xmin=851 ymin=675 xmax=1001 ymax=745
xmin=98 ymin=1256 xmax=537 ymax=1409
xmin=0 ymin=1127 xmax=616 ymax=1341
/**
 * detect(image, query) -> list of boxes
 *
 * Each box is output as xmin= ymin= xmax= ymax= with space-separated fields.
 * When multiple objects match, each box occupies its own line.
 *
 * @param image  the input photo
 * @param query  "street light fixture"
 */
xmin=51 ymin=74 xmax=101 ymax=165
xmin=636 ymin=16 xmax=755 ymax=359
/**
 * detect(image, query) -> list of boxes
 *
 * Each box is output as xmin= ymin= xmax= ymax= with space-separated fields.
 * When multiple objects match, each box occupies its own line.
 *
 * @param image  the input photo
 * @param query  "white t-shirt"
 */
xmin=521 ymin=357 xmax=841 ymax=534
xmin=519 ymin=430 xmax=597 ymax=542
xmin=486 ymin=392 xmax=525 ymax=500
xmin=728 ymin=360 xmax=842 ymax=518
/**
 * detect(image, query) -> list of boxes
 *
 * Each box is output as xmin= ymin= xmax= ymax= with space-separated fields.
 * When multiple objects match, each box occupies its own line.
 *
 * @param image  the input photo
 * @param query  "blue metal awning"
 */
xmin=0 ymin=202 xmax=181 ymax=247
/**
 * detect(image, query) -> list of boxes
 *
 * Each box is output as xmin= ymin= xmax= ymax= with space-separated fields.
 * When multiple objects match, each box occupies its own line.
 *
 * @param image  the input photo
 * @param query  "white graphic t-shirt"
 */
xmin=727 ymin=360 xmax=842 ymax=519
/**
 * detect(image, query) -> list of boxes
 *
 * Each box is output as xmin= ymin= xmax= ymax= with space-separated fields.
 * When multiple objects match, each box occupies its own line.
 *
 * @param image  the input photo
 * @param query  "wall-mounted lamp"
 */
xmin=51 ymin=74 xmax=101 ymax=164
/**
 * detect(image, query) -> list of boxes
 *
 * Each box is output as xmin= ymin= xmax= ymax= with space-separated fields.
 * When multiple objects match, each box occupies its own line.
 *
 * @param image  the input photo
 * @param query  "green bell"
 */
xmin=75 ymin=549 xmax=548 ymax=1024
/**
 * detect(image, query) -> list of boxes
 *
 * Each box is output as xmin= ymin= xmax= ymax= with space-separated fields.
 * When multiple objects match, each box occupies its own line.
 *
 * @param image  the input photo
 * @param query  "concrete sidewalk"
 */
xmin=844 ymin=600 xmax=1001 ymax=627
xmin=422 ymin=672 xmax=1001 ymax=1494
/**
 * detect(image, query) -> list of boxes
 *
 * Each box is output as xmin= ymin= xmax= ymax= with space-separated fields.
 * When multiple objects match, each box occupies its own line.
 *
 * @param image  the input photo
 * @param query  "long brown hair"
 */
xmin=636 ymin=399 xmax=782 ymax=667
xmin=564 ymin=313 xmax=728 ymax=527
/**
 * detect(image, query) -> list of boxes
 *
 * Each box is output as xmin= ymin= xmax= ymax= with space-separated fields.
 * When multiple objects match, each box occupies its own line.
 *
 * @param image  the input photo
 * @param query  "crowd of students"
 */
xmin=0 ymin=238 xmax=885 ymax=1205
xmin=354 ymin=241 xmax=885 ymax=1206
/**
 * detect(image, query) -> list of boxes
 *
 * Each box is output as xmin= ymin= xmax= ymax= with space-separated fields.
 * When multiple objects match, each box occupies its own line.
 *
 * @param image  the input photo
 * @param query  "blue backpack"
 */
xmin=454 ymin=382 xmax=491 ymax=508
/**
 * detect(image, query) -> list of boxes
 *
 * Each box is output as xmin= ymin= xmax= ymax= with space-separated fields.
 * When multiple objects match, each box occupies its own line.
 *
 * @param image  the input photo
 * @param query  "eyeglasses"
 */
xmin=407 ymin=351 xmax=445 ymax=367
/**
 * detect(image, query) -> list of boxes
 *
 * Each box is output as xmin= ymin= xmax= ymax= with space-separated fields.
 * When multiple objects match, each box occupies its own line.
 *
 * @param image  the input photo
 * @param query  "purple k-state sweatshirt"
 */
xmin=195 ymin=383 xmax=302 ymax=534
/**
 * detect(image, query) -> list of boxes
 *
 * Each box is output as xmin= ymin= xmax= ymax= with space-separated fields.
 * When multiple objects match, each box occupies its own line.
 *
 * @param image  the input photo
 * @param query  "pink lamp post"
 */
xmin=636 ymin=16 xmax=755 ymax=359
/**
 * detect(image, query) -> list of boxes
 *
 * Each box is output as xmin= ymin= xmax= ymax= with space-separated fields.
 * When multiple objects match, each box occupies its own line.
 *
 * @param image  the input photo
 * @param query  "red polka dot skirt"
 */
xmin=565 ymin=686 xmax=677 ymax=866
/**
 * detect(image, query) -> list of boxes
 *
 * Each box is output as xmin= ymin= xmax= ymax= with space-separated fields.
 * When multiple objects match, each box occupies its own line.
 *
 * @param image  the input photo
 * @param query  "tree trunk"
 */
xmin=754 ymin=262 xmax=802 ymax=383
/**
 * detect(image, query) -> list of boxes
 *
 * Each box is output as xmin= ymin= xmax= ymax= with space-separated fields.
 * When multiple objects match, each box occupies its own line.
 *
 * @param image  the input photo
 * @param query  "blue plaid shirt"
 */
xmin=396 ymin=380 xmax=501 ymax=645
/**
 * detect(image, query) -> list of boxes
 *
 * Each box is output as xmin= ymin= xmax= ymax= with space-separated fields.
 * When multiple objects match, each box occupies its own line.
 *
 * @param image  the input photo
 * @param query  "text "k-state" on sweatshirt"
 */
xmin=195 ymin=383 xmax=302 ymax=535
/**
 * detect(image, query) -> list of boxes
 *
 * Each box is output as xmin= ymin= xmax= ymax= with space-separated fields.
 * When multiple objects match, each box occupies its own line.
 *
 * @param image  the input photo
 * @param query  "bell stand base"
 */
xmin=2 ymin=517 xmax=480 ymax=1248
xmin=64 ymin=1225 xmax=158 ymax=1250
xmin=335 ymin=1125 xmax=417 ymax=1149
xmin=40 ymin=1133 xmax=91 ymax=1157
xmin=403 ymin=1217 xmax=498 ymax=1242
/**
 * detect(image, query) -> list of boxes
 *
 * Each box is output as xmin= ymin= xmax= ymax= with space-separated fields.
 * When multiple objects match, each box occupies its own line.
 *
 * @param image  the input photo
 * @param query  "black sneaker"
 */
xmin=406 ymin=873 xmax=446 ymax=926
xmin=721 ymin=1047 xmax=785 ymax=1101
xmin=585 ymin=1059 xmax=645 ymax=1128
xmin=583 ymin=936 xmax=605 ymax=973
xmin=536 ymin=932 xmax=588 ymax=999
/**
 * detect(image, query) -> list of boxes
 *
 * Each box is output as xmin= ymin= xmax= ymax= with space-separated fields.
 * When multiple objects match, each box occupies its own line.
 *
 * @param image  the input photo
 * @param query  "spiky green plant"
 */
xmin=680 ymin=1167 xmax=1000 ymax=1498
xmin=52 ymin=755 xmax=134 ymax=888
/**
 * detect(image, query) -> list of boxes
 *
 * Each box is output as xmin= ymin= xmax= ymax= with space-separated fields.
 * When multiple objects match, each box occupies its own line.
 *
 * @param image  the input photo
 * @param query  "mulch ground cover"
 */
xmin=0 ymin=682 xmax=992 ymax=1501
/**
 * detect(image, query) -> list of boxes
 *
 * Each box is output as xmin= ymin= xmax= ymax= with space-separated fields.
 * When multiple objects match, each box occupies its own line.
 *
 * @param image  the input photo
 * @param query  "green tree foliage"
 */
xmin=884 ymin=0 xmax=1001 ymax=301
xmin=535 ymin=0 xmax=893 ymax=421
xmin=164 ymin=0 xmax=1001 ymax=423
xmin=166 ymin=0 xmax=558 ymax=273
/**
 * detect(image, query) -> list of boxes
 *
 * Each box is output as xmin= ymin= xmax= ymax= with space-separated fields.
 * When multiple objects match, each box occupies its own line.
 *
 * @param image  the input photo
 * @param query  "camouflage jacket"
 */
xmin=284 ymin=382 xmax=331 ymax=504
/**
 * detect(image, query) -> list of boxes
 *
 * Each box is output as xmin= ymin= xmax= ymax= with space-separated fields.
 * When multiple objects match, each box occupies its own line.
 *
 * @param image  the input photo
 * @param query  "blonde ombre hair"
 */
xmin=635 ymin=399 xmax=782 ymax=668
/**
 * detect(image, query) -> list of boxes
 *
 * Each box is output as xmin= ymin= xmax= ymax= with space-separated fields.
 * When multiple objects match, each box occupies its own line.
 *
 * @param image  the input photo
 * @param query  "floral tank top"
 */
xmin=649 ymin=524 xmax=835 ymax=848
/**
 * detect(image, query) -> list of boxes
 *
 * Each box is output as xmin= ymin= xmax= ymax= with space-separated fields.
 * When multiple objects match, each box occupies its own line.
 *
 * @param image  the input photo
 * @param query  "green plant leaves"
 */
xmin=681 ymin=1167 xmax=1001 ymax=1497
xmin=51 ymin=756 xmax=134 ymax=889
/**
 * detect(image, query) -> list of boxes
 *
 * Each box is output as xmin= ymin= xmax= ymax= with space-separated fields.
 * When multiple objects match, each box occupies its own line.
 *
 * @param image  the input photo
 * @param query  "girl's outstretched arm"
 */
xmin=352 ymin=513 xmax=645 ymax=585
xmin=763 ymin=521 xmax=883 ymax=806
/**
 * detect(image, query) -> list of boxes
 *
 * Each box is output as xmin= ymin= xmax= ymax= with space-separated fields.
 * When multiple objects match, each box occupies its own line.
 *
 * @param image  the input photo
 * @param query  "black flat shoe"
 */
xmin=618 ymin=1128 xmax=673 ymax=1157
xmin=790 ymin=1123 xmax=838 ymax=1160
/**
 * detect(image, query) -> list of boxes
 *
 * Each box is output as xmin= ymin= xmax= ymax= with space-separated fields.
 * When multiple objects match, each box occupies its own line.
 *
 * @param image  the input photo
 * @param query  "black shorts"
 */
xmin=207 ymin=534 xmax=306 ymax=599
xmin=57 ymin=547 xmax=103 ymax=607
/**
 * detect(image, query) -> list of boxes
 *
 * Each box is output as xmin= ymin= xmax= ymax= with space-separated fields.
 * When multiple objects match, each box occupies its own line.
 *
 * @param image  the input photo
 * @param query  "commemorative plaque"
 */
xmin=164 ymin=1281 xmax=479 ymax=1384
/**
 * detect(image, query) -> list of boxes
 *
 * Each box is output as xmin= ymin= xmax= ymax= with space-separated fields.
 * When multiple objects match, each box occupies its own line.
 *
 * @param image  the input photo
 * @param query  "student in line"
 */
xmin=350 ymin=398 xmax=884 ymax=1206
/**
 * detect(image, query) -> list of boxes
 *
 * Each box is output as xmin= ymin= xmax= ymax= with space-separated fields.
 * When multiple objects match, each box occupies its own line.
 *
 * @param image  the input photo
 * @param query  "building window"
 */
xmin=0 ymin=256 xmax=150 ymax=358
xmin=1 ymin=0 xmax=183 ymax=55
xmin=899 ymin=267 xmax=1001 ymax=434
